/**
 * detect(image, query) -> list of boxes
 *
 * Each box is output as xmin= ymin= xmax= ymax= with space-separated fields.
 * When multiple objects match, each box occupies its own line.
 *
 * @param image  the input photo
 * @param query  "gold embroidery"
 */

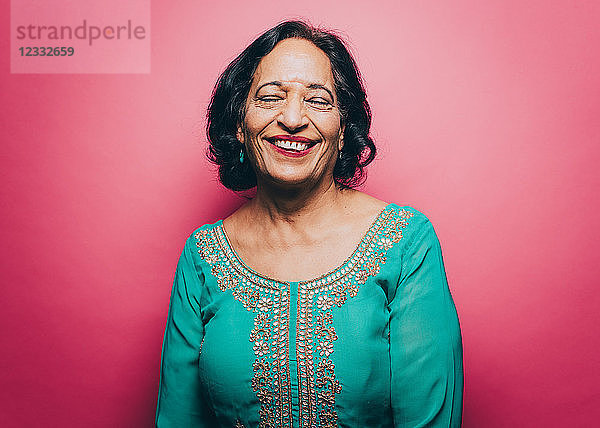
xmin=194 ymin=228 xmax=292 ymax=428
xmin=195 ymin=206 xmax=413 ymax=428
xmin=295 ymin=207 xmax=413 ymax=427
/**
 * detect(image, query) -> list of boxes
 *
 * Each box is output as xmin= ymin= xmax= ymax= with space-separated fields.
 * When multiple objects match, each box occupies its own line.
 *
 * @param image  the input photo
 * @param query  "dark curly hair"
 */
xmin=206 ymin=20 xmax=376 ymax=191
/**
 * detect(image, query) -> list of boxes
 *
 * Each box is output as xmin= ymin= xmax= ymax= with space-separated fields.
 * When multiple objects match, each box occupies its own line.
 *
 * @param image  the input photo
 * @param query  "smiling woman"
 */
xmin=237 ymin=38 xmax=344 ymax=188
xmin=206 ymin=21 xmax=375 ymax=192
xmin=155 ymin=20 xmax=463 ymax=428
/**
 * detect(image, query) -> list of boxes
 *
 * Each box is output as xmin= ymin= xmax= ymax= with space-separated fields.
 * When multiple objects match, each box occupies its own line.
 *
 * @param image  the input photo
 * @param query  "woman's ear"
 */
xmin=236 ymin=126 xmax=244 ymax=144
xmin=338 ymin=124 xmax=345 ymax=151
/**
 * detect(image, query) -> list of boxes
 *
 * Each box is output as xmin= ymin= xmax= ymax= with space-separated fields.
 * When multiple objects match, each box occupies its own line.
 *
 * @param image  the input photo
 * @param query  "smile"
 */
xmin=265 ymin=136 xmax=319 ymax=158
xmin=273 ymin=139 xmax=311 ymax=150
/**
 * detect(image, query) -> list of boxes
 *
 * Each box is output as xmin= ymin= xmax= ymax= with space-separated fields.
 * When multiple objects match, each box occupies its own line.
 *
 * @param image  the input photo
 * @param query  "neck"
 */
xmin=250 ymin=177 xmax=350 ymax=225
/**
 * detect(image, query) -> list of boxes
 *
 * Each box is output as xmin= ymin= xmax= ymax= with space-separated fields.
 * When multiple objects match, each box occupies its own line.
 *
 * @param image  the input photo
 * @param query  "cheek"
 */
xmin=316 ymin=114 xmax=343 ymax=142
xmin=244 ymin=106 xmax=277 ymax=136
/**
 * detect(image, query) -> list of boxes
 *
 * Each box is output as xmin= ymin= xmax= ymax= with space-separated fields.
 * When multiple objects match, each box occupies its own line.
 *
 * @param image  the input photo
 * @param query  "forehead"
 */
xmin=252 ymin=38 xmax=334 ymax=88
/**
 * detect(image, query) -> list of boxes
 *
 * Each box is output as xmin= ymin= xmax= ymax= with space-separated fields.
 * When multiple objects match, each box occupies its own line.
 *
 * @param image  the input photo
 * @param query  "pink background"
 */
xmin=1 ymin=1 xmax=599 ymax=426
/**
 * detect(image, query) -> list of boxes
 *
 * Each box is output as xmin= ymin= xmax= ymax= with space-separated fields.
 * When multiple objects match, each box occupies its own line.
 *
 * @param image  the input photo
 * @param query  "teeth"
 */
xmin=273 ymin=139 xmax=309 ymax=151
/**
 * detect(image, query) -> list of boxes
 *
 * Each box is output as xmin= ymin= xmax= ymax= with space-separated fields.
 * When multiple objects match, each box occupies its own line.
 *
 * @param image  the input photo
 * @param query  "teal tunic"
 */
xmin=155 ymin=204 xmax=463 ymax=427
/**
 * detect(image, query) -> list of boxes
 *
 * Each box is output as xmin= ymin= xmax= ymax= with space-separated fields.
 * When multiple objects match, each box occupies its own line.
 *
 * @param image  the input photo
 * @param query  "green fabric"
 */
xmin=156 ymin=204 xmax=463 ymax=427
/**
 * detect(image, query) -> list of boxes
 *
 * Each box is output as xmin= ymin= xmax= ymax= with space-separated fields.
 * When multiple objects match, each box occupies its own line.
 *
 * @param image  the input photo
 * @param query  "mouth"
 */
xmin=265 ymin=135 xmax=319 ymax=157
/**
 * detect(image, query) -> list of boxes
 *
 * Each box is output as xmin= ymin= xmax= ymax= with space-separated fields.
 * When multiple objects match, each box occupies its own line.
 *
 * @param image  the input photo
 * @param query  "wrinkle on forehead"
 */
xmin=251 ymin=39 xmax=335 ymax=93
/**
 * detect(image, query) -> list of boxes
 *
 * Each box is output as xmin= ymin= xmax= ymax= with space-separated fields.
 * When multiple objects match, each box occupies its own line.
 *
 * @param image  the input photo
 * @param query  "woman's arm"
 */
xmin=155 ymin=237 xmax=215 ymax=427
xmin=389 ymin=220 xmax=464 ymax=427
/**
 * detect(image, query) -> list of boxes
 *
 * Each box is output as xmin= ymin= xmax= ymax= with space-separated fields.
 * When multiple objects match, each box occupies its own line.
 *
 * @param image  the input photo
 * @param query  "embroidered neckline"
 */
xmin=217 ymin=202 xmax=394 ymax=286
xmin=194 ymin=204 xmax=415 ymax=428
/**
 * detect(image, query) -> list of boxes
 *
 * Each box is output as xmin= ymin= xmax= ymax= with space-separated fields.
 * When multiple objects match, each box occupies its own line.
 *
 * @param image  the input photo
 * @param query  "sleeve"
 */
xmin=155 ymin=236 xmax=216 ymax=427
xmin=389 ymin=220 xmax=463 ymax=427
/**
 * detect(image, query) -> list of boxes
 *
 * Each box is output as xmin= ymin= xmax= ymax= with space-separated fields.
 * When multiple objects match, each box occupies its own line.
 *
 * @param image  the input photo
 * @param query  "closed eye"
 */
xmin=258 ymin=96 xmax=282 ymax=102
xmin=306 ymin=98 xmax=332 ymax=107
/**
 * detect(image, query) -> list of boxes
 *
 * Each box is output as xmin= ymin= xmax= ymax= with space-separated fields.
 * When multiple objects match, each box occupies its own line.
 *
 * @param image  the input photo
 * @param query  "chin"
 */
xmin=268 ymin=174 xmax=314 ymax=188
xmin=256 ymin=158 xmax=336 ymax=189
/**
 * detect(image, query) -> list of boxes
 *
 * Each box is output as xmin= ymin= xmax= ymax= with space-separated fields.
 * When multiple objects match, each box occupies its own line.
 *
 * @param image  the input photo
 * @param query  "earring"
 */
xmin=239 ymin=148 xmax=245 ymax=164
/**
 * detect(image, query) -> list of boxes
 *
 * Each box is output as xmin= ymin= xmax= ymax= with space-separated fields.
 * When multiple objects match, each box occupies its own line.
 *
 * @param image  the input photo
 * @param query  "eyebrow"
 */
xmin=255 ymin=81 xmax=335 ymax=101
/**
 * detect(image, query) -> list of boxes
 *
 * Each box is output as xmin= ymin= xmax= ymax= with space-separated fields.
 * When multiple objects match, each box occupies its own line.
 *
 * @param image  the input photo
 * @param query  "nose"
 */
xmin=278 ymin=96 xmax=308 ymax=131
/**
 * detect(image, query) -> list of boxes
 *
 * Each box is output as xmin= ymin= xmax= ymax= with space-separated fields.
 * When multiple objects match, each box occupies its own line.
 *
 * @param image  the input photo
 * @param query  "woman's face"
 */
xmin=237 ymin=38 xmax=344 ymax=189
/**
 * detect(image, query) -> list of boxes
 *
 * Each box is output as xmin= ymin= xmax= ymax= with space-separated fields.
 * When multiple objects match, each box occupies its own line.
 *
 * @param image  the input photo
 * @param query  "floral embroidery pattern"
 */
xmin=195 ymin=206 xmax=413 ymax=428
xmin=295 ymin=207 xmax=413 ymax=428
xmin=194 ymin=228 xmax=292 ymax=428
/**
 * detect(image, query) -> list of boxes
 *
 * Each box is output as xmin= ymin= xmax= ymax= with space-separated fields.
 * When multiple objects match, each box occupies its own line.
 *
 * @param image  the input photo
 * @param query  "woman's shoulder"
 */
xmin=389 ymin=202 xmax=435 ymax=231
xmin=388 ymin=203 xmax=431 ymax=224
xmin=190 ymin=219 xmax=222 ymax=235
xmin=347 ymin=192 xmax=437 ymax=252
xmin=355 ymin=198 xmax=434 ymax=254
xmin=180 ymin=219 xmax=223 ymax=254
xmin=384 ymin=204 xmax=444 ymax=258
xmin=349 ymin=191 xmax=432 ymax=230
